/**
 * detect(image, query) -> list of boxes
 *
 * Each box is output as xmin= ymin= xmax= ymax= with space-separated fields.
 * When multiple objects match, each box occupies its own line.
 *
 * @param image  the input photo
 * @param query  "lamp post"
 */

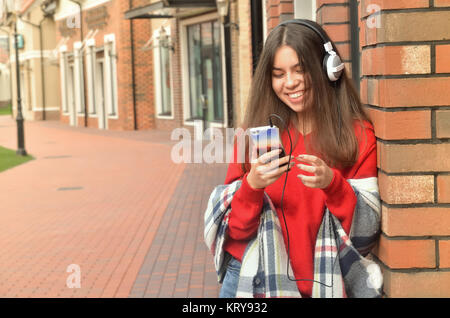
xmin=1 ymin=0 xmax=27 ymax=155
xmin=11 ymin=12 xmax=26 ymax=155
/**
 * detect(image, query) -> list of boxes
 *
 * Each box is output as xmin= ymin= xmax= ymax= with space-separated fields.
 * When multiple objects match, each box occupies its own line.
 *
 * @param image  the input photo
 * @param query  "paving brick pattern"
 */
xmin=0 ymin=117 xmax=227 ymax=298
xmin=129 ymin=163 xmax=227 ymax=298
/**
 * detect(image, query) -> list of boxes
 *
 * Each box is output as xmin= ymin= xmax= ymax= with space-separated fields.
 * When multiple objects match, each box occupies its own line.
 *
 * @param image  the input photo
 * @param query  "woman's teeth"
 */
xmin=289 ymin=92 xmax=304 ymax=98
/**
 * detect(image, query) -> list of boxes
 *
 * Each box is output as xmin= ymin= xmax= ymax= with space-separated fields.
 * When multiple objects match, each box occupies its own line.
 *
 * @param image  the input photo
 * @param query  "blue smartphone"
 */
xmin=249 ymin=126 xmax=287 ymax=166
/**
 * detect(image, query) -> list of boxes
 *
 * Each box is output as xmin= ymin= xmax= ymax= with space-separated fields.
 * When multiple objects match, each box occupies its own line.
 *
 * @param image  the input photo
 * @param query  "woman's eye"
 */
xmin=272 ymin=73 xmax=284 ymax=78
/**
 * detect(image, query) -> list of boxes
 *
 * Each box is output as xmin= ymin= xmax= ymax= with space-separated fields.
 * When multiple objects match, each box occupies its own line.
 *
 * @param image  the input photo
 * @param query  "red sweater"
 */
xmin=223 ymin=120 xmax=377 ymax=297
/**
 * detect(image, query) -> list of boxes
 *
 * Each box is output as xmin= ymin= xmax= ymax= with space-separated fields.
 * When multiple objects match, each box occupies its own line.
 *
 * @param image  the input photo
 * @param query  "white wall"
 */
xmin=294 ymin=0 xmax=316 ymax=21
xmin=0 ymin=64 xmax=10 ymax=103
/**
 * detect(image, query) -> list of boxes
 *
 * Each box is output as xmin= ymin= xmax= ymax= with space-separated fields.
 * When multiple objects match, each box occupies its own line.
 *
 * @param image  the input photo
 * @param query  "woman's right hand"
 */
xmin=246 ymin=148 xmax=293 ymax=189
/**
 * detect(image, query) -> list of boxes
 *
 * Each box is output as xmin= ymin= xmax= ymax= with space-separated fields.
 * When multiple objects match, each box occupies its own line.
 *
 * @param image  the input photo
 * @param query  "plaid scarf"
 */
xmin=204 ymin=177 xmax=383 ymax=298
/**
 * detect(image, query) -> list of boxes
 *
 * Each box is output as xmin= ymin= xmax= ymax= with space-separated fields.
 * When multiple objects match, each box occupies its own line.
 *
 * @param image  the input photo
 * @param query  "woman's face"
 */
xmin=271 ymin=45 xmax=308 ymax=113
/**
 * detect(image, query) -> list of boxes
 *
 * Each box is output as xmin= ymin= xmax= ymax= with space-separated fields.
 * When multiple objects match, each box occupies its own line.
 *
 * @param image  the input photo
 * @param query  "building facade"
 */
xmin=125 ymin=0 xmax=236 ymax=134
xmin=0 ymin=0 xmax=60 ymax=120
xmin=54 ymin=0 xmax=154 ymax=130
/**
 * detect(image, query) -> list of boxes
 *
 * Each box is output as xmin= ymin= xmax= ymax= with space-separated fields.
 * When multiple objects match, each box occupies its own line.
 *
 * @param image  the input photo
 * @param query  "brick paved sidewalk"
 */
xmin=129 ymin=163 xmax=227 ymax=298
xmin=0 ymin=116 xmax=227 ymax=298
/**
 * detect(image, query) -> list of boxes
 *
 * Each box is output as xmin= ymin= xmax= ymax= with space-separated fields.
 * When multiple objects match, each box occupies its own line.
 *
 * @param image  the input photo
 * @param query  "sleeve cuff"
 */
xmin=226 ymin=173 xmax=265 ymax=240
xmin=322 ymin=168 xmax=356 ymax=222
xmin=322 ymin=168 xmax=340 ymax=196
xmin=241 ymin=173 xmax=265 ymax=203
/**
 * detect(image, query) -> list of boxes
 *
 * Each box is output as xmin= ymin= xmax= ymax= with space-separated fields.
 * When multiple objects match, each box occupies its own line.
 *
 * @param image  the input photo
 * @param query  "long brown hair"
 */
xmin=240 ymin=20 xmax=370 ymax=171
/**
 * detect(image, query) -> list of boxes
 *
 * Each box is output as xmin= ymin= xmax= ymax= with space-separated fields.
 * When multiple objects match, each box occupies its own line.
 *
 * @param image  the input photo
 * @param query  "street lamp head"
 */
xmin=216 ymin=0 xmax=229 ymax=23
xmin=0 ymin=0 xmax=22 ymax=26
xmin=4 ymin=0 xmax=21 ymax=13
xmin=41 ymin=0 xmax=57 ymax=17
xmin=159 ymin=26 xmax=174 ymax=52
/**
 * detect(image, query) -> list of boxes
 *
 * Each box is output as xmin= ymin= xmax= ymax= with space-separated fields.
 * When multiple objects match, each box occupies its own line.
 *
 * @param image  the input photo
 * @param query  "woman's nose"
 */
xmin=285 ymin=73 xmax=299 ymax=88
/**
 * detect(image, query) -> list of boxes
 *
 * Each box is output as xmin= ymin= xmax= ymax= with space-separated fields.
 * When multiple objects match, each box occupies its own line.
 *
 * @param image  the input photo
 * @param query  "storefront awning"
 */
xmin=124 ymin=0 xmax=217 ymax=20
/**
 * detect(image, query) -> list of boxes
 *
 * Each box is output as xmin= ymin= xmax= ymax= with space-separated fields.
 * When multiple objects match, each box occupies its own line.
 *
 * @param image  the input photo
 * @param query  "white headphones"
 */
xmin=277 ymin=19 xmax=345 ymax=82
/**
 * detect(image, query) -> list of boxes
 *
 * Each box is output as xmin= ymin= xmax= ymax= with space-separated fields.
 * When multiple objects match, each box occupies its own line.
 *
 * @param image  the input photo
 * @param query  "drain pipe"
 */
xmin=349 ymin=0 xmax=360 ymax=92
xmin=223 ymin=14 xmax=234 ymax=128
xmin=250 ymin=0 xmax=263 ymax=74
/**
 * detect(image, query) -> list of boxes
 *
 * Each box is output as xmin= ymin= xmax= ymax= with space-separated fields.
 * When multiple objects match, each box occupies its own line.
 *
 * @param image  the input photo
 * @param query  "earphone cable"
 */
xmin=269 ymin=114 xmax=340 ymax=290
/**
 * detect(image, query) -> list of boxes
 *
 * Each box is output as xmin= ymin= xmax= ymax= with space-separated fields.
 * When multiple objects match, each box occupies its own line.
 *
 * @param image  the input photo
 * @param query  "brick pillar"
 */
xmin=117 ymin=0 xmax=136 ymax=130
xmin=316 ymin=0 xmax=352 ymax=77
xmin=117 ymin=0 xmax=155 ymax=131
xmin=132 ymin=17 xmax=154 ymax=130
xmin=360 ymin=0 xmax=450 ymax=297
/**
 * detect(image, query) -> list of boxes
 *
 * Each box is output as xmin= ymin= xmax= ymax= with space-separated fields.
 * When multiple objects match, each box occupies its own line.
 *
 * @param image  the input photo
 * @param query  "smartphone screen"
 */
xmin=249 ymin=126 xmax=287 ymax=167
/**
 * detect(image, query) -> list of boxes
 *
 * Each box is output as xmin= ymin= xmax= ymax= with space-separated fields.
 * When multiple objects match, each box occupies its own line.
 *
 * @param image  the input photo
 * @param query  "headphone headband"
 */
xmin=276 ymin=19 xmax=344 ymax=82
xmin=278 ymin=19 xmax=330 ymax=47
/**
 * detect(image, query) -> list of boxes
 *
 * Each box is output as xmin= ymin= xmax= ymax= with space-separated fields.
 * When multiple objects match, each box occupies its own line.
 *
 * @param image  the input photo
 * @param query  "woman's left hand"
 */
xmin=296 ymin=154 xmax=334 ymax=189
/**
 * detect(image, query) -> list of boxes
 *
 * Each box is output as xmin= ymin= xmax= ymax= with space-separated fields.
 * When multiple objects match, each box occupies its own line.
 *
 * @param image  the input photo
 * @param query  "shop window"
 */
xmin=186 ymin=19 xmax=224 ymax=123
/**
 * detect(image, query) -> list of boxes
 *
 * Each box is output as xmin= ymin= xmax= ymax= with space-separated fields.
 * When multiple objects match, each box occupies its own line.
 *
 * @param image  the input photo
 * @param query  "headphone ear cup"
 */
xmin=326 ymin=53 xmax=344 ymax=82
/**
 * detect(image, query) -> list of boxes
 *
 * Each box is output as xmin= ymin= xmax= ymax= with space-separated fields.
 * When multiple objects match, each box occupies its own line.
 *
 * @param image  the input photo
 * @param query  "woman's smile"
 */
xmin=285 ymin=90 xmax=305 ymax=104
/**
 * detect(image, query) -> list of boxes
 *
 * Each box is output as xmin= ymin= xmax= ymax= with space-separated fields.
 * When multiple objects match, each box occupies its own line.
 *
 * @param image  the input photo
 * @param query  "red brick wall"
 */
xmin=113 ymin=0 xmax=154 ymax=130
xmin=358 ymin=0 xmax=450 ymax=297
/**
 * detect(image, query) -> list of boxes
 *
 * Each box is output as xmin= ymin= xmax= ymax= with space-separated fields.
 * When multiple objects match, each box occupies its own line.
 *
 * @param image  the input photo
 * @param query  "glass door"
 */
xmin=187 ymin=20 xmax=224 ymax=124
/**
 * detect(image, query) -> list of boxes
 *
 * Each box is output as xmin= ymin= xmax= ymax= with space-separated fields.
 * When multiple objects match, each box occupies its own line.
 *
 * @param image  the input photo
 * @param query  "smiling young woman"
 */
xmin=214 ymin=20 xmax=380 ymax=298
